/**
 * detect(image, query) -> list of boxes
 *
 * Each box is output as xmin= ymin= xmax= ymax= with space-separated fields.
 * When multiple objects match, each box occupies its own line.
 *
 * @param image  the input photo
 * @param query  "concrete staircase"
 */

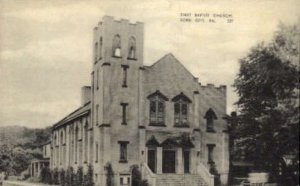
xmin=155 ymin=174 xmax=209 ymax=186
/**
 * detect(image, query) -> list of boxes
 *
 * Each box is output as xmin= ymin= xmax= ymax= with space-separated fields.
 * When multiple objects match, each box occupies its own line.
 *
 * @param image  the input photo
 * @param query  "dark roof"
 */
xmin=53 ymin=101 xmax=91 ymax=130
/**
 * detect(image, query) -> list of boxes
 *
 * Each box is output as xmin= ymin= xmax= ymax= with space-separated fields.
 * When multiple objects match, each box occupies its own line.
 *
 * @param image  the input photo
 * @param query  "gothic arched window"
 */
xmin=112 ymin=34 xmax=121 ymax=57
xmin=172 ymin=93 xmax=191 ymax=127
xmin=128 ymin=36 xmax=136 ymax=59
xmin=147 ymin=90 xmax=168 ymax=126
xmin=204 ymin=108 xmax=217 ymax=132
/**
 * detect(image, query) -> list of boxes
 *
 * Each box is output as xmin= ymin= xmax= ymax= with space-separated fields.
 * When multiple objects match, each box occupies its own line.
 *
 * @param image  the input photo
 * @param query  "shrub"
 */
xmin=52 ymin=167 xmax=59 ymax=185
xmin=84 ymin=164 xmax=94 ymax=186
xmin=65 ymin=166 xmax=74 ymax=186
xmin=105 ymin=162 xmax=114 ymax=186
xmin=131 ymin=165 xmax=148 ymax=186
xmin=60 ymin=169 xmax=66 ymax=186
xmin=40 ymin=167 xmax=52 ymax=183
xmin=76 ymin=166 xmax=84 ymax=186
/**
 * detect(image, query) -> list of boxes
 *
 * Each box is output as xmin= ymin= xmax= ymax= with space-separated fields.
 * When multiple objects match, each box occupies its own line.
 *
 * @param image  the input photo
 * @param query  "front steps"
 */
xmin=155 ymin=174 xmax=208 ymax=186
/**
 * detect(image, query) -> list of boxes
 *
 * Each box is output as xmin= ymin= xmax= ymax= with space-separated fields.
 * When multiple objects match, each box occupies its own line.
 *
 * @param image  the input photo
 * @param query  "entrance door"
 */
xmin=147 ymin=149 xmax=156 ymax=173
xmin=162 ymin=150 xmax=176 ymax=173
xmin=183 ymin=150 xmax=190 ymax=173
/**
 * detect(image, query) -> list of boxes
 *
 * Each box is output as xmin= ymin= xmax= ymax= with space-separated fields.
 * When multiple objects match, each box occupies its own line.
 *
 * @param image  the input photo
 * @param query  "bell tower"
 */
xmin=91 ymin=16 xmax=144 ymax=185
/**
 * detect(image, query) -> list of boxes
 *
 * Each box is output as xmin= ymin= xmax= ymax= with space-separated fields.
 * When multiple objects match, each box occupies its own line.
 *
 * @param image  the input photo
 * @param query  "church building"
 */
xmin=50 ymin=16 xmax=229 ymax=186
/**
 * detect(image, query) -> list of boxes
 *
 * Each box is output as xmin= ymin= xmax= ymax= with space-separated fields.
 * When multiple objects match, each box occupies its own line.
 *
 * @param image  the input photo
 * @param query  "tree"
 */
xmin=233 ymin=23 xmax=299 ymax=181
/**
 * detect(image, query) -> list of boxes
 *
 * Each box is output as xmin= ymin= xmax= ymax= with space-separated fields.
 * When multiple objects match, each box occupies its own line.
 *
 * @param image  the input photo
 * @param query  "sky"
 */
xmin=0 ymin=0 xmax=299 ymax=128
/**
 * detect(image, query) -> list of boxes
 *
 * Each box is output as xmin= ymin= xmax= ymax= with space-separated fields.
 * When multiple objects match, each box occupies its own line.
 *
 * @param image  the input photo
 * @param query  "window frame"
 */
xmin=118 ymin=141 xmax=129 ymax=163
xmin=120 ymin=103 xmax=128 ymax=125
xmin=121 ymin=65 xmax=129 ymax=88
xmin=204 ymin=108 xmax=217 ymax=132
xmin=112 ymin=34 xmax=122 ymax=58
xmin=127 ymin=36 xmax=137 ymax=60
xmin=147 ymin=91 xmax=168 ymax=127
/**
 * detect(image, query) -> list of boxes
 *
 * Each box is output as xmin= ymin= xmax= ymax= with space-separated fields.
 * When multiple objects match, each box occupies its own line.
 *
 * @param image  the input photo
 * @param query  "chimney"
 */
xmin=81 ymin=86 xmax=91 ymax=106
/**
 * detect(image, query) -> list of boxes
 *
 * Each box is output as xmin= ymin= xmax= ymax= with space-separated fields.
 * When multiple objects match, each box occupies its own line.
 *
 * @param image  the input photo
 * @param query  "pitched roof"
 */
xmin=53 ymin=101 xmax=91 ymax=129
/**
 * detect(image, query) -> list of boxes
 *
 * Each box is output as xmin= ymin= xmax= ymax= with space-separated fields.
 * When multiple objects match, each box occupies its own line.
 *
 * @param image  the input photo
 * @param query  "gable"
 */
xmin=143 ymin=53 xmax=199 ymax=100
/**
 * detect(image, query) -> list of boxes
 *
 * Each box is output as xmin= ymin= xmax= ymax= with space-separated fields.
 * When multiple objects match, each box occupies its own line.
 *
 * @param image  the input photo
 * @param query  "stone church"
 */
xmin=50 ymin=16 xmax=229 ymax=186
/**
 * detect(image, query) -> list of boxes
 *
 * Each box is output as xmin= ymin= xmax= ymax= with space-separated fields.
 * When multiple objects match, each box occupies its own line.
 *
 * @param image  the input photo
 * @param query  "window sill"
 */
xmin=174 ymin=124 xmax=190 ymax=128
xmin=121 ymin=122 xmax=127 ymax=125
xmin=127 ymin=57 xmax=137 ymax=61
xmin=206 ymin=129 xmax=216 ymax=133
xmin=112 ymin=55 xmax=122 ymax=58
xmin=122 ymin=84 xmax=128 ymax=88
xmin=119 ymin=159 xmax=128 ymax=163
xmin=149 ymin=123 xmax=166 ymax=127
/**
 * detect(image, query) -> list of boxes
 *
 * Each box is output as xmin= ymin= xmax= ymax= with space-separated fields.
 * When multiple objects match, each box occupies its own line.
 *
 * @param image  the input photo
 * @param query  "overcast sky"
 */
xmin=0 ymin=0 xmax=299 ymax=128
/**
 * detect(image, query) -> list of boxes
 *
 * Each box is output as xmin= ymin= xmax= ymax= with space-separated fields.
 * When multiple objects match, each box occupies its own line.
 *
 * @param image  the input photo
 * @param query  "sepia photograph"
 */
xmin=0 ymin=0 xmax=299 ymax=186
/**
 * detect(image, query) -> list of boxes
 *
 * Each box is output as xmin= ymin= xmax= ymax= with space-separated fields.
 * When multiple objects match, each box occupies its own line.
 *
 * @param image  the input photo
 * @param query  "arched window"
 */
xmin=172 ymin=93 xmax=192 ymax=127
xmin=204 ymin=108 xmax=217 ymax=132
xmin=94 ymin=42 xmax=98 ymax=62
xmin=99 ymin=37 xmax=103 ymax=59
xmin=112 ymin=34 xmax=121 ymax=57
xmin=147 ymin=90 xmax=168 ymax=126
xmin=128 ymin=36 xmax=136 ymax=59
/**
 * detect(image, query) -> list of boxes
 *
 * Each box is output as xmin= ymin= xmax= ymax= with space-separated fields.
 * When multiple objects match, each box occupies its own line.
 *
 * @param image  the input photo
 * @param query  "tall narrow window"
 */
xmin=121 ymin=65 xmax=129 ymax=88
xmin=75 ymin=126 xmax=79 ymax=164
xmin=120 ymin=103 xmax=128 ymax=125
xmin=70 ymin=127 xmax=73 ymax=164
xmin=172 ymin=93 xmax=191 ymax=127
xmin=84 ymin=123 xmax=88 ymax=162
xmin=99 ymin=37 xmax=103 ymax=59
xmin=94 ymin=42 xmax=98 ymax=63
xmin=60 ymin=131 xmax=63 ymax=165
xmin=118 ymin=141 xmax=129 ymax=163
xmin=96 ymin=104 xmax=99 ymax=125
xmin=128 ymin=36 xmax=136 ymax=59
xmin=147 ymin=90 xmax=168 ymax=126
xmin=207 ymin=144 xmax=216 ymax=164
xmin=95 ymin=142 xmax=98 ymax=163
xmin=96 ymin=68 xmax=99 ymax=90
xmin=112 ymin=34 xmax=121 ymax=57
xmin=204 ymin=108 xmax=217 ymax=132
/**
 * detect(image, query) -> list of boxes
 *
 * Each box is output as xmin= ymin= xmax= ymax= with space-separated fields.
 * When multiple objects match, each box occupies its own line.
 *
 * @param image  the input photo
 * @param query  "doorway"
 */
xmin=147 ymin=149 xmax=156 ymax=173
xmin=183 ymin=150 xmax=190 ymax=173
xmin=162 ymin=150 xmax=176 ymax=173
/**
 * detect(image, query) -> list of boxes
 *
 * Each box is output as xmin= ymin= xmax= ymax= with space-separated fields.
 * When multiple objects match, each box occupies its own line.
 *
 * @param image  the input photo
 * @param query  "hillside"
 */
xmin=0 ymin=125 xmax=52 ymax=176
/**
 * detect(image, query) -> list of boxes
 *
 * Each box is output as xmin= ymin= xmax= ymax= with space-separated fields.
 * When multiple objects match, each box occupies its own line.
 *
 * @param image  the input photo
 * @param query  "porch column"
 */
xmin=176 ymin=148 xmax=183 ymax=174
xmin=156 ymin=147 xmax=162 ymax=174
xmin=36 ymin=162 xmax=39 ymax=176
xmin=190 ymin=148 xmax=197 ymax=174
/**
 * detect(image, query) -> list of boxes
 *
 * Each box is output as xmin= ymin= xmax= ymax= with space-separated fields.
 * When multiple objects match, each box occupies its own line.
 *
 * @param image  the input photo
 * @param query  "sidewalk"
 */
xmin=3 ymin=180 xmax=59 ymax=186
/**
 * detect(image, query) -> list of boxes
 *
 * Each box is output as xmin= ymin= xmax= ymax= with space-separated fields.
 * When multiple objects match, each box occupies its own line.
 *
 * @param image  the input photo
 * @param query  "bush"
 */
xmin=65 ymin=166 xmax=75 ymax=186
xmin=105 ymin=163 xmax=114 ymax=186
xmin=131 ymin=165 xmax=148 ymax=186
xmin=41 ymin=167 xmax=53 ymax=183
xmin=76 ymin=166 xmax=84 ymax=186
xmin=84 ymin=164 xmax=94 ymax=186
xmin=52 ymin=167 xmax=59 ymax=185
xmin=60 ymin=169 xmax=66 ymax=186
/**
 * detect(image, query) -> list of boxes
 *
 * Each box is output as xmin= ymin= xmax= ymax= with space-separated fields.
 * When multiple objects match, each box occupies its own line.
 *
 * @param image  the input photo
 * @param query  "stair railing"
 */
xmin=197 ymin=162 xmax=215 ymax=186
xmin=141 ymin=163 xmax=157 ymax=186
